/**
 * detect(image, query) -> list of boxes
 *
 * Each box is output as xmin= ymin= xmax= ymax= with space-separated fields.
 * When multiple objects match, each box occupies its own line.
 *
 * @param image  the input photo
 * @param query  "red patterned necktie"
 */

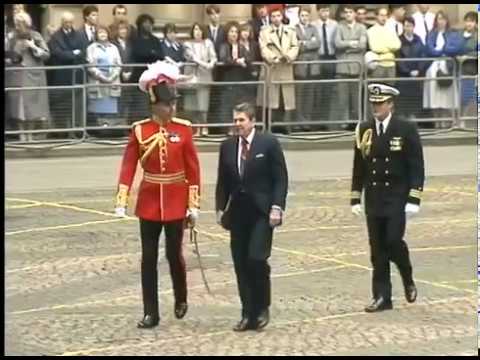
xmin=240 ymin=137 xmax=249 ymax=177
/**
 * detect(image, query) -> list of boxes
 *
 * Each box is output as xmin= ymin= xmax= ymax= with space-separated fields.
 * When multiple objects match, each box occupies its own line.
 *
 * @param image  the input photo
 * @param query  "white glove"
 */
xmin=186 ymin=208 xmax=199 ymax=227
xmin=73 ymin=49 xmax=81 ymax=56
xmin=351 ymin=204 xmax=363 ymax=216
xmin=405 ymin=203 xmax=420 ymax=218
xmin=114 ymin=207 xmax=127 ymax=218
xmin=216 ymin=210 xmax=223 ymax=226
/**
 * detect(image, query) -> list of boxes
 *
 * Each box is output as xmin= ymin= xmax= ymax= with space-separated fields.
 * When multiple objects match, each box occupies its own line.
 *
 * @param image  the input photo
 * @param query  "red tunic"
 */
xmin=116 ymin=117 xmax=201 ymax=222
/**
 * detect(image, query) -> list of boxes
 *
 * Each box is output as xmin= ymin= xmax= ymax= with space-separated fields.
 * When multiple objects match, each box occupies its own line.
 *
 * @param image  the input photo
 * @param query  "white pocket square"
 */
xmin=255 ymin=153 xmax=265 ymax=159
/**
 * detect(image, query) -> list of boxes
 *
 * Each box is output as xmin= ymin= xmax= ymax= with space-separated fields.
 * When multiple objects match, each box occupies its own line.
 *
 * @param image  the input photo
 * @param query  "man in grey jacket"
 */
xmin=332 ymin=4 xmax=367 ymax=130
xmin=294 ymin=6 xmax=320 ymax=131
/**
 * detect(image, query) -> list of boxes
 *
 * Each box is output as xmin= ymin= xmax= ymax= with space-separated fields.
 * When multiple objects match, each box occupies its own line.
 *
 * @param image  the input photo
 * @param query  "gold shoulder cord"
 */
xmin=134 ymin=125 xmax=168 ymax=167
xmin=359 ymin=129 xmax=373 ymax=159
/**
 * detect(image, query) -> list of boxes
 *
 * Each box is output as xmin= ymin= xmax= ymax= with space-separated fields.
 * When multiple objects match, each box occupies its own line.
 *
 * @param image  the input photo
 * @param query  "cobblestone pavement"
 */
xmin=5 ymin=175 xmax=477 ymax=356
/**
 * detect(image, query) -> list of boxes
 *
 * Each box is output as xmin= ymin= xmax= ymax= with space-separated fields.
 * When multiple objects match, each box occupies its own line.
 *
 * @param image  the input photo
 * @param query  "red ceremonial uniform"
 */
xmin=116 ymin=117 xmax=201 ymax=221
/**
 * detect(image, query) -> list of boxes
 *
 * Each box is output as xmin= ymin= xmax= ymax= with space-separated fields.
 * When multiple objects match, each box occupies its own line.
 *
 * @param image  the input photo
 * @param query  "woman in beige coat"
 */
xmin=183 ymin=23 xmax=217 ymax=136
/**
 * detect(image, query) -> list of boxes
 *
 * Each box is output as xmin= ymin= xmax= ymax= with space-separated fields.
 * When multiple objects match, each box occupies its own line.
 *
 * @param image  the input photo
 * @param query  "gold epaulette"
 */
xmin=131 ymin=118 xmax=151 ymax=129
xmin=171 ymin=117 xmax=192 ymax=127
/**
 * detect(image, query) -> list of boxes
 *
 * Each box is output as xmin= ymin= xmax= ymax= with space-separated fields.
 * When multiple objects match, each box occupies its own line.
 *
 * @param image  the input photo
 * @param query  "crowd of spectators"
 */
xmin=4 ymin=4 xmax=478 ymax=141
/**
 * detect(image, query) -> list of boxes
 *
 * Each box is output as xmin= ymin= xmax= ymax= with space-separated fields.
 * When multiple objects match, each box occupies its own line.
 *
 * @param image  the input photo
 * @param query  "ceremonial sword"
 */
xmin=190 ymin=226 xmax=212 ymax=294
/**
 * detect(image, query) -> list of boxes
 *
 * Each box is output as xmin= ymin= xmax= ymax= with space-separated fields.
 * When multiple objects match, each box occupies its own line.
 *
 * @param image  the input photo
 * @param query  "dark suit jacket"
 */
xmin=207 ymin=25 xmax=226 ymax=56
xmin=76 ymin=27 xmax=95 ymax=56
xmin=47 ymin=29 xmax=85 ymax=85
xmin=159 ymin=40 xmax=185 ymax=63
xmin=351 ymin=116 xmax=425 ymax=217
xmin=130 ymin=33 xmax=164 ymax=83
xmin=216 ymin=130 xmax=288 ymax=217
xmin=112 ymin=38 xmax=133 ymax=82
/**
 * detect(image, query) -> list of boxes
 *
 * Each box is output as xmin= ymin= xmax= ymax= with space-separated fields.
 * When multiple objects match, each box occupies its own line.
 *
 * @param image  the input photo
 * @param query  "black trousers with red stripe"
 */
xmin=139 ymin=218 xmax=186 ymax=318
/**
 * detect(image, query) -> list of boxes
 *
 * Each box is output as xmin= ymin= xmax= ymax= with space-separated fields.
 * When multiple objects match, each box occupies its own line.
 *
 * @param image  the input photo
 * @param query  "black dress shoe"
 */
xmin=233 ymin=317 xmax=254 ymax=332
xmin=256 ymin=309 xmax=270 ymax=330
xmin=174 ymin=302 xmax=188 ymax=319
xmin=404 ymin=283 xmax=417 ymax=303
xmin=364 ymin=297 xmax=393 ymax=313
xmin=137 ymin=315 xmax=159 ymax=329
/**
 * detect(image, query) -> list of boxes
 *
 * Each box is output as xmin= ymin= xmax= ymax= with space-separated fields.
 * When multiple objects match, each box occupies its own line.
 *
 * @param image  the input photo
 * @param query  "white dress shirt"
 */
xmin=412 ymin=11 xmax=435 ymax=45
xmin=209 ymin=24 xmax=219 ymax=42
xmin=237 ymin=128 xmax=255 ymax=175
xmin=85 ymin=24 xmax=96 ymax=42
xmin=313 ymin=18 xmax=337 ymax=56
xmin=375 ymin=112 xmax=391 ymax=136
xmin=386 ymin=17 xmax=403 ymax=36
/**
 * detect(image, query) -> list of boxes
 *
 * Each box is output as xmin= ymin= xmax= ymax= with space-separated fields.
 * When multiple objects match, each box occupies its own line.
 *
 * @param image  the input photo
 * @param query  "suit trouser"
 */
xmin=139 ymin=218 xmax=187 ymax=318
xmin=366 ymin=213 xmax=414 ymax=301
xmin=230 ymin=194 xmax=273 ymax=318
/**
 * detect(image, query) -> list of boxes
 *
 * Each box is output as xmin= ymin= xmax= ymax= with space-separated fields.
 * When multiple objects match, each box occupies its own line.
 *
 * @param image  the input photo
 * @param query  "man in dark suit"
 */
xmin=205 ymin=4 xmax=225 ymax=56
xmin=47 ymin=11 xmax=85 ymax=131
xmin=251 ymin=4 xmax=270 ymax=42
xmin=77 ymin=5 xmax=99 ymax=57
xmin=215 ymin=102 xmax=288 ymax=331
xmin=350 ymin=83 xmax=424 ymax=313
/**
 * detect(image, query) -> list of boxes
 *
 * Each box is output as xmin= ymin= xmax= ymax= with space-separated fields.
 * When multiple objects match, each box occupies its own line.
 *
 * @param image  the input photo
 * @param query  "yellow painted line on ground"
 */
xmin=270 ymin=246 xmax=476 ymax=295
xmin=6 ymin=218 xmax=134 ymax=236
xmin=438 ymin=280 xmax=476 ymax=285
xmin=5 ymin=203 xmax=44 ymax=210
xmin=7 ymin=264 xmax=349 ymax=316
xmin=58 ymin=294 xmax=474 ymax=356
xmin=197 ymin=228 xmax=476 ymax=295
xmin=334 ymin=244 xmax=475 ymax=258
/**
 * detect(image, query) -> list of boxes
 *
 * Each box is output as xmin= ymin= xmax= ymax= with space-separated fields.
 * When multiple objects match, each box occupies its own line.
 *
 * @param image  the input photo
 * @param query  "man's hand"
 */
xmin=186 ymin=208 xmax=199 ymax=228
xmin=410 ymin=70 xmax=419 ymax=77
xmin=114 ymin=207 xmax=127 ymax=217
xmin=350 ymin=40 xmax=359 ymax=48
xmin=405 ymin=203 xmax=420 ymax=218
xmin=216 ymin=210 xmax=223 ymax=226
xmin=122 ymin=71 xmax=132 ymax=81
xmin=351 ymin=204 xmax=363 ymax=216
xmin=269 ymin=206 xmax=283 ymax=228
xmin=73 ymin=49 xmax=81 ymax=56
xmin=25 ymin=39 xmax=36 ymax=49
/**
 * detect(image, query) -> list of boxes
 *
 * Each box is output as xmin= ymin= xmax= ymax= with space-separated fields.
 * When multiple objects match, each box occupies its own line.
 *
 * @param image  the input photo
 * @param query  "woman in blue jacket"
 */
xmin=423 ymin=11 xmax=464 ymax=128
xmin=396 ymin=16 xmax=428 ymax=122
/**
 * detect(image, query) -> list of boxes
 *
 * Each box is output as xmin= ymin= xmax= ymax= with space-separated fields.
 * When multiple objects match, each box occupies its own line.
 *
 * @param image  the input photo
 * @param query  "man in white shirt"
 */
xmin=385 ymin=5 xmax=406 ymax=36
xmin=412 ymin=4 xmax=435 ymax=45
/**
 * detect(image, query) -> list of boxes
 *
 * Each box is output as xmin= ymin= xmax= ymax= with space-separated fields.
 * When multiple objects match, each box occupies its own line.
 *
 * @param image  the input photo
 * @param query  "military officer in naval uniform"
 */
xmin=350 ymin=83 xmax=424 ymax=312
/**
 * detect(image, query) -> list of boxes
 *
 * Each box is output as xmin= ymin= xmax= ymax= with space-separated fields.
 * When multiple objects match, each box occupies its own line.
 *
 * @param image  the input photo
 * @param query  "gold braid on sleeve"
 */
xmin=116 ymin=184 xmax=129 ymax=208
xmin=188 ymin=185 xmax=200 ymax=209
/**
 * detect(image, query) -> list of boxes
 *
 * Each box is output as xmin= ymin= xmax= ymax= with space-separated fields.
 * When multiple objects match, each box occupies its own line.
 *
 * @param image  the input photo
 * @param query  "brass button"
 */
xmin=385 ymin=157 xmax=390 ymax=162
xmin=372 ymin=170 xmax=376 ymax=174
xmin=372 ymin=158 xmax=376 ymax=163
xmin=385 ymin=170 xmax=389 ymax=174
xmin=385 ymin=182 xmax=390 ymax=186
xmin=373 ymin=182 xmax=377 ymax=186
xmin=162 ymin=167 xmax=166 ymax=172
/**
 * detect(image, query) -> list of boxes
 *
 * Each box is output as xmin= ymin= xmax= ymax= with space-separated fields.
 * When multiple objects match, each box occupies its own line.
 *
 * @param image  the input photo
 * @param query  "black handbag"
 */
xmin=436 ymin=68 xmax=453 ymax=88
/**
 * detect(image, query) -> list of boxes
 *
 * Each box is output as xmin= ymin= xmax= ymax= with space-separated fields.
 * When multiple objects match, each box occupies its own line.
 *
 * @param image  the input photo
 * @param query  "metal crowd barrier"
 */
xmin=364 ymin=57 xmax=459 ymax=129
xmin=4 ymin=57 xmax=475 ymax=147
xmin=268 ymin=59 xmax=363 ymax=133
xmin=457 ymin=56 xmax=478 ymax=127
xmin=5 ymin=65 xmax=87 ymax=146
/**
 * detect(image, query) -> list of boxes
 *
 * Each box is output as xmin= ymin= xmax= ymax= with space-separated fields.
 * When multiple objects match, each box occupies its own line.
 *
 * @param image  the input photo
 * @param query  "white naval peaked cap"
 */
xmin=367 ymin=83 xmax=400 ymax=103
